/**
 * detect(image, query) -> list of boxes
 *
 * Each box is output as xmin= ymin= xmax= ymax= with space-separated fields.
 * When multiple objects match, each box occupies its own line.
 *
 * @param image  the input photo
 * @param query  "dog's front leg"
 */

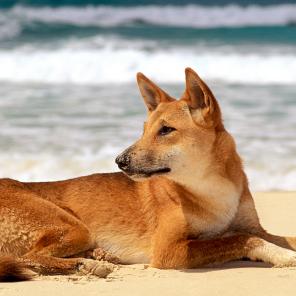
xmin=152 ymin=234 xmax=296 ymax=269
xmin=254 ymin=231 xmax=296 ymax=252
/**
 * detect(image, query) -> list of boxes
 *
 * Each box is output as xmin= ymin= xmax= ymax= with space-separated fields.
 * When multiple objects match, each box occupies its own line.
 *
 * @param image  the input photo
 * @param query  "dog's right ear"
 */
xmin=137 ymin=73 xmax=174 ymax=112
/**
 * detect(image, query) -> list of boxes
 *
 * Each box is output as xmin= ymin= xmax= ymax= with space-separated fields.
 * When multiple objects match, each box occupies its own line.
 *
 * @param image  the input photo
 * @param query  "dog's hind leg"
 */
xmin=1 ymin=227 xmax=114 ymax=281
xmin=0 ymin=188 xmax=115 ymax=280
xmin=19 ymin=227 xmax=115 ymax=277
xmin=19 ymin=255 xmax=114 ymax=278
xmin=75 ymin=248 xmax=120 ymax=264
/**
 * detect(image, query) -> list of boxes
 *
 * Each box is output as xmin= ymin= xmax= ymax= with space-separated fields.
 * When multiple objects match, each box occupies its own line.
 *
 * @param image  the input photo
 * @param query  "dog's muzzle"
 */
xmin=116 ymin=151 xmax=171 ymax=178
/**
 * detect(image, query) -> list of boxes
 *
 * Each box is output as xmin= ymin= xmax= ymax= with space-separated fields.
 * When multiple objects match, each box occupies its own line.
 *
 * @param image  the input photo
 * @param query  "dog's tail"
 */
xmin=0 ymin=256 xmax=33 ymax=282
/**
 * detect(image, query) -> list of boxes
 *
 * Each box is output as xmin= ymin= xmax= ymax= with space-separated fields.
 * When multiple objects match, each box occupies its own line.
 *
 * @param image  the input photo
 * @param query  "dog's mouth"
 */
xmin=125 ymin=167 xmax=171 ymax=178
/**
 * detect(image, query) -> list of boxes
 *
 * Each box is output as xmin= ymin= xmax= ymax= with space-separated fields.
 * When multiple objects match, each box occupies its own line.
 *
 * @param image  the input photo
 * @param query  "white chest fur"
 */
xmin=183 ymin=176 xmax=241 ymax=239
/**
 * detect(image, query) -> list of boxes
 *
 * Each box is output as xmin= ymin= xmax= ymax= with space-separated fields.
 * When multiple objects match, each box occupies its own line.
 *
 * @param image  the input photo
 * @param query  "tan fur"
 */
xmin=1 ymin=67 xmax=296 ymax=280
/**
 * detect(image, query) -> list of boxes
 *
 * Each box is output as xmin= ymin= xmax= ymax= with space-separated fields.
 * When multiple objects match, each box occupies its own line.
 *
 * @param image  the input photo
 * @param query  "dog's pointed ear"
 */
xmin=137 ymin=72 xmax=174 ymax=112
xmin=183 ymin=67 xmax=223 ymax=129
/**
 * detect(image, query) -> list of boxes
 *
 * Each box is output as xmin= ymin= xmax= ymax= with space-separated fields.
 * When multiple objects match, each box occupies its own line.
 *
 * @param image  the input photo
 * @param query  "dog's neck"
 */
xmin=168 ymin=158 xmax=243 ymax=215
xmin=179 ymin=171 xmax=240 ymax=201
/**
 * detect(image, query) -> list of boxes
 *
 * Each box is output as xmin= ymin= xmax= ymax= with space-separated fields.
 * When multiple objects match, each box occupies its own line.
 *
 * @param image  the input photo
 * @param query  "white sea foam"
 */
xmin=0 ymin=152 xmax=118 ymax=182
xmin=0 ymin=45 xmax=295 ymax=85
xmin=5 ymin=4 xmax=296 ymax=28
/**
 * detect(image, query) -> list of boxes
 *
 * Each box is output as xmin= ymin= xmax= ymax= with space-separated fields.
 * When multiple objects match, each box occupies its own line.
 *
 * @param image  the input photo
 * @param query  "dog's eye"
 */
xmin=158 ymin=126 xmax=176 ymax=136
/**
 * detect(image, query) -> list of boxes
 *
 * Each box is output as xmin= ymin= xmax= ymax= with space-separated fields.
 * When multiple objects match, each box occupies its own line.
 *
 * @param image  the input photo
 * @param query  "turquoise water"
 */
xmin=0 ymin=0 xmax=295 ymax=190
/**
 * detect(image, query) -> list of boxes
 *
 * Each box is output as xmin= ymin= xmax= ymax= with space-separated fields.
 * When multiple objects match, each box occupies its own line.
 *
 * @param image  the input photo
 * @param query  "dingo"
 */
xmin=1 ymin=68 xmax=296 ymax=281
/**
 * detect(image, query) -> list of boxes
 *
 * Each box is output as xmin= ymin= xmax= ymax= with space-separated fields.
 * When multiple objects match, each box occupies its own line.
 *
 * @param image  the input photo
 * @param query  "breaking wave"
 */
xmin=0 ymin=44 xmax=295 ymax=85
xmin=3 ymin=4 xmax=296 ymax=28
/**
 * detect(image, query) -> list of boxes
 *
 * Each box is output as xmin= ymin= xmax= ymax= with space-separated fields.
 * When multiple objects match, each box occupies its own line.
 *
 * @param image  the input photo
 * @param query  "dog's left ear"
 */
xmin=183 ymin=67 xmax=223 ymax=129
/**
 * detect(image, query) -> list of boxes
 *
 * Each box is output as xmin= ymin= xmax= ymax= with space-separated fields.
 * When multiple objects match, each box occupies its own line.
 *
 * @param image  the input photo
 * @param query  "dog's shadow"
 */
xmin=181 ymin=260 xmax=272 ymax=274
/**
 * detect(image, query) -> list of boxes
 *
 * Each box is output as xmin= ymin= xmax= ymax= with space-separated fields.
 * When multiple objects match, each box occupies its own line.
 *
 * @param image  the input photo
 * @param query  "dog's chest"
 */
xmin=185 ymin=189 xmax=240 ymax=239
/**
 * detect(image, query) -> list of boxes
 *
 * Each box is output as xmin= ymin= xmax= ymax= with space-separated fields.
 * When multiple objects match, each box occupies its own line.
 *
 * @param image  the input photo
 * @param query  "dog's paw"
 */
xmin=77 ymin=259 xmax=115 ymax=278
xmin=91 ymin=248 xmax=121 ymax=264
xmin=273 ymin=261 xmax=296 ymax=268
xmin=273 ymin=258 xmax=296 ymax=268
xmin=249 ymin=241 xmax=296 ymax=268
xmin=272 ymin=250 xmax=296 ymax=268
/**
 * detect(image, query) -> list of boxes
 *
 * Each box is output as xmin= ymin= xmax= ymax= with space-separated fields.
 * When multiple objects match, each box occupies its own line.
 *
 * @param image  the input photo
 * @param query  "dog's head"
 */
xmin=116 ymin=67 xmax=227 ymax=182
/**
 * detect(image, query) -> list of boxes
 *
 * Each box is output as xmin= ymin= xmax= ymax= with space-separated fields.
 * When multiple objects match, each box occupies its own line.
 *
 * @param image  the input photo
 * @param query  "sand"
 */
xmin=1 ymin=191 xmax=296 ymax=296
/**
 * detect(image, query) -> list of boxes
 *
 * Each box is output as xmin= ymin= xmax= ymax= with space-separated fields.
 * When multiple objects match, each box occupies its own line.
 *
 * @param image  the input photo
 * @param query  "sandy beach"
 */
xmin=1 ymin=191 xmax=296 ymax=296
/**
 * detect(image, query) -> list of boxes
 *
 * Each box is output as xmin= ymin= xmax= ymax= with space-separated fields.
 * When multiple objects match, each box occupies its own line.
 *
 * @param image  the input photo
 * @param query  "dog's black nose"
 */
xmin=115 ymin=153 xmax=131 ymax=171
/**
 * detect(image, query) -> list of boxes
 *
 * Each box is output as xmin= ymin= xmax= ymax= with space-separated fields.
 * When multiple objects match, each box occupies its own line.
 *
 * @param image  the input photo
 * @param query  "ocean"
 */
xmin=0 ymin=0 xmax=295 ymax=191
